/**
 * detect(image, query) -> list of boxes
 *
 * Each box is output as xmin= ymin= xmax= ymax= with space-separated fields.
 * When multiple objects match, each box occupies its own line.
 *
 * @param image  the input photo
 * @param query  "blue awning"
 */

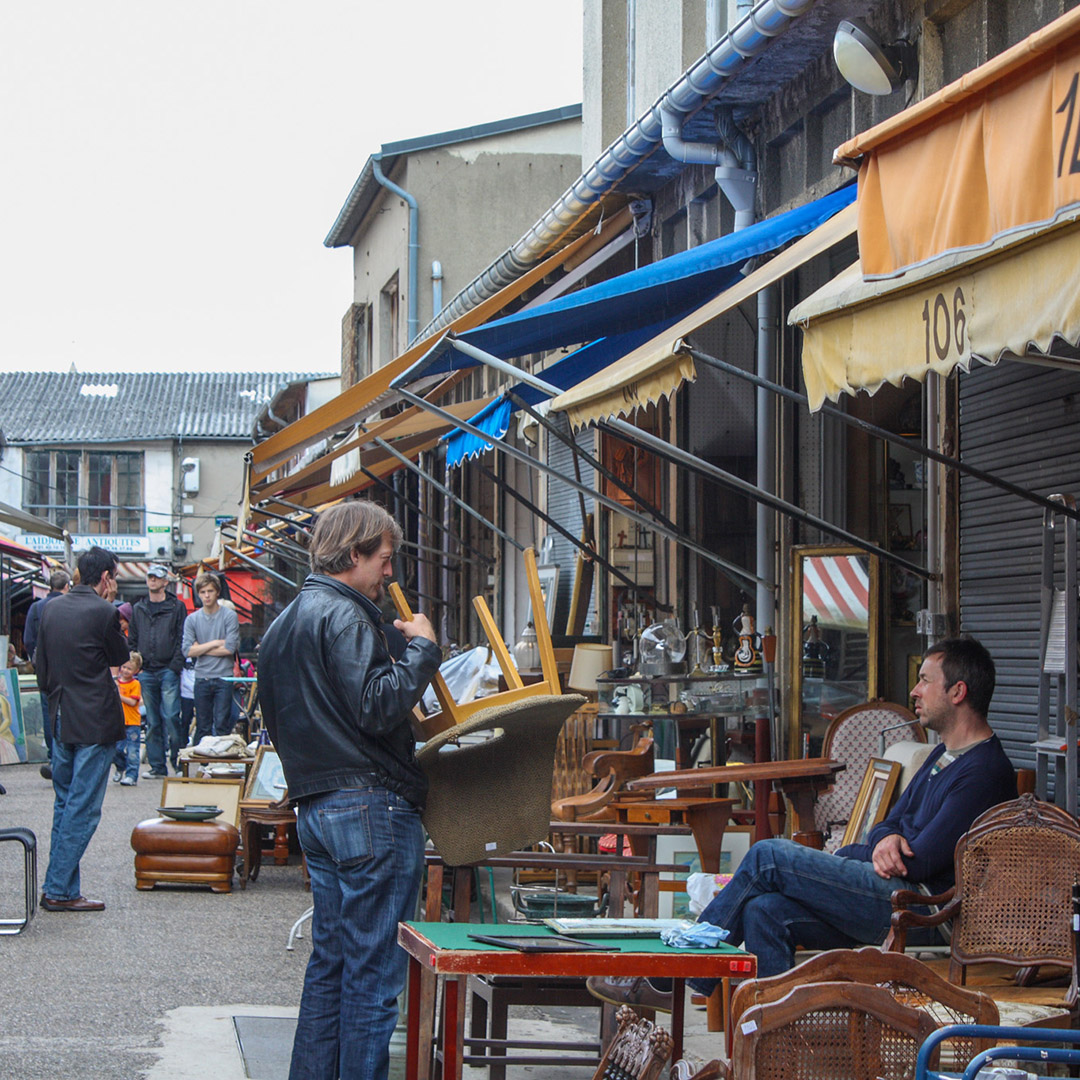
xmin=433 ymin=185 xmax=856 ymax=466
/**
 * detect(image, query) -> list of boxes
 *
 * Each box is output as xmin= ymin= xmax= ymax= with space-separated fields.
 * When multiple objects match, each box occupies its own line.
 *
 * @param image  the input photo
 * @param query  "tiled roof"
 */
xmin=0 ymin=371 xmax=334 ymax=444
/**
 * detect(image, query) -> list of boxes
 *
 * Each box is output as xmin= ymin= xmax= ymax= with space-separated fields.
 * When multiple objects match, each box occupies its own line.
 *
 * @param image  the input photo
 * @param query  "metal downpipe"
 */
xmin=372 ymin=156 xmax=420 ymax=344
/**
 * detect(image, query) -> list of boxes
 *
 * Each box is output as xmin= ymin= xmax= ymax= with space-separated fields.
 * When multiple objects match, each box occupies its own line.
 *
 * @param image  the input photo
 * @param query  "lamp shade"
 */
xmin=568 ymin=643 xmax=613 ymax=693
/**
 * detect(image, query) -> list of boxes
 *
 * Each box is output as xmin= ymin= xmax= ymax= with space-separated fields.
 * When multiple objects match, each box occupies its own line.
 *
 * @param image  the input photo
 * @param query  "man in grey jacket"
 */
xmin=182 ymin=573 xmax=240 ymax=740
xmin=259 ymin=501 xmax=440 ymax=1080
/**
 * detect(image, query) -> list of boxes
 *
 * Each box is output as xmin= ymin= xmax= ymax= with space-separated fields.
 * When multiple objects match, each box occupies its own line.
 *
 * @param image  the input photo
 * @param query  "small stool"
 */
xmin=130 ymin=817 xmax=240 ymax=893
xmin=0 ymin=827 xmax=37 ymax=934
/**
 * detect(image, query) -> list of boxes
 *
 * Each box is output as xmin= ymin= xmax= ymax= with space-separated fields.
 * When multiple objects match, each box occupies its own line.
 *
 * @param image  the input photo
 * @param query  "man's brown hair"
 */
xmin=309 ymin=501 xmax=402 ymax=576
xmin=194 ymin=572 xmax=221 ymax=597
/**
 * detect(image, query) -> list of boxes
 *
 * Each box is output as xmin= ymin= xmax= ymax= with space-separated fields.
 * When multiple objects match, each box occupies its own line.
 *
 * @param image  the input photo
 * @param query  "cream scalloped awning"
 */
xmin=549 ymin=202 xmax=857 ymax=428
xmin=791 ymin=210 xmax=1080 ymax=411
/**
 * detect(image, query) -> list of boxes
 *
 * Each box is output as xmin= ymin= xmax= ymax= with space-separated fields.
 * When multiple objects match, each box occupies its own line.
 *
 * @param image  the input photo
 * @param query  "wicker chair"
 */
xmin=884 ymin=793 xmax=1080 ymax=1024
xmin=813 ymin=701 xmax=924 ymax=849
xmin=699 ymin=981 xmax=938 ymax=1080
xmin=724 ymin=947 xmax=998 ymax=1068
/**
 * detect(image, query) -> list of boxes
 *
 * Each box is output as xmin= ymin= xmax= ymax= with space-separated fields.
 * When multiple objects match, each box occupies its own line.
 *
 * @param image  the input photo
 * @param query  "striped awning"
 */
xmin=802 ymin=554 xmax=869 ymax=631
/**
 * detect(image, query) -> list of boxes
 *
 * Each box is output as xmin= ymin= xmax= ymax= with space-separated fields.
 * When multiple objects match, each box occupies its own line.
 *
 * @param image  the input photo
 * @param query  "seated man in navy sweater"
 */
xmin=589 ymin=635 xmax=1017 ymax=1010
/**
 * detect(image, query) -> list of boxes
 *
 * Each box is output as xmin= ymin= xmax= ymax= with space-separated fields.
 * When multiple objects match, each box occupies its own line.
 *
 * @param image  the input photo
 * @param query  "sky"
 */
xmin=0 ymin=2 xmax=584 ymax=375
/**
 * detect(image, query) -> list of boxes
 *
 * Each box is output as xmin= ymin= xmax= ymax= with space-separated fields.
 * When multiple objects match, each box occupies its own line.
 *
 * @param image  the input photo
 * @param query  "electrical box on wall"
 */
xmin=181 ymin=457 xmax=200 ymax=495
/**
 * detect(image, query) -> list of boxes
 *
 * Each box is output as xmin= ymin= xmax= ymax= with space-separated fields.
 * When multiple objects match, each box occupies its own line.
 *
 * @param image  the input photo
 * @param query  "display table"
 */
xmin=399 ymin=921 xmax=755 ymax=1080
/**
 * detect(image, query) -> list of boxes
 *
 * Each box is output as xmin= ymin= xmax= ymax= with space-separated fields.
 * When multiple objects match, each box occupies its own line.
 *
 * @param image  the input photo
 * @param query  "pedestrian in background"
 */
xmin=112 ymin=651 xmax=143 ymax=786
xmin=23 ymin=567 xmax=71 ymax=779
xmin=183 ymin=573 xmax=240 ymax=740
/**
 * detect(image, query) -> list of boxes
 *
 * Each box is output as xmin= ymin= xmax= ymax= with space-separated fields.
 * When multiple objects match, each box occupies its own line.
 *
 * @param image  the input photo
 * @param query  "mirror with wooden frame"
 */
xmin=789 ymin=546 xmax=879 ymax=757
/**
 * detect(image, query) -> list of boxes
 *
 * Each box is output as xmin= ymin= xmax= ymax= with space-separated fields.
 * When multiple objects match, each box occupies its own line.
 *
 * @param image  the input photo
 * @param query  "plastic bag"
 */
xmin=421 ymin=646 xmax=506 ymax=713
xmin=685 ymin=871 xmax=734 ymax=916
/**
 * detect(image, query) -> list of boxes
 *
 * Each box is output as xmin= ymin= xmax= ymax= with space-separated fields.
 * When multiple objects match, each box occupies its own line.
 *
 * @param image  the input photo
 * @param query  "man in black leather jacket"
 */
xmin=259 ymin=501 xmax=440 ymax=1080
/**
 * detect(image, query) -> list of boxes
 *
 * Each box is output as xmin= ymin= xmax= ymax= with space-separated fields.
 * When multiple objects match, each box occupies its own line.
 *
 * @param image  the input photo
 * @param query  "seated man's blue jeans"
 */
xmin=688 ymin=838 xmax=937 ymax=989
xmin=140 ymin=668 xmax=182 ymax=774
xmin=43 ymin=716 xmax=114 ymax=901
xmin=194 ymin=677 xmax=233 ymax=740
xmin=289 ymin=785 xmax=424 ymax=1080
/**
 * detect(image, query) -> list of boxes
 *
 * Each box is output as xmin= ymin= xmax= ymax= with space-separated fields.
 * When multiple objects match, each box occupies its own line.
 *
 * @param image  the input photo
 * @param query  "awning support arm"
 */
xmin=686 ymin=346 xmax=1080 ymax=525
xmin=447 ymin=337 xmax=562 ymax=397
xmin=509 ymin=391 xmax=688 ymax=546
xmin=248 ymin=504 xmax=316 ymax=534
xmin=353 ymin=460 xmax=496 ymax=566
xmin=221 ymin=545 xmax=299 ymax=589
xmin=371 ymin=436 xmax=525 ymax=554
xmin=218 ymin=526 xmax=309 ymax=568
xmin=598 ymin=416 xmax=932 ymax=580
xmin=475 ymin=460 xmax=669 ymax=610
xmin=396 ymin=388 xmax=768 ymax=591
xmin=233 ymin=525 xmax=311 ymax=561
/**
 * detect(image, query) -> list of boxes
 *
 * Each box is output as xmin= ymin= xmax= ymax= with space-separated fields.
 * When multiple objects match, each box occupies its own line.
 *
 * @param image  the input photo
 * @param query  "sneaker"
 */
xmin=142 ymin=769 xmax=167 ymax=779
xmin=585 ymin=976 xmax=672 ymax=1013
xmin=112 ymin=768 xmax=123 ymax=783
xmin=120 ymin=776 xmax=136 ymax=786
xmin=39 ymin=764 xmax=53 ymax=780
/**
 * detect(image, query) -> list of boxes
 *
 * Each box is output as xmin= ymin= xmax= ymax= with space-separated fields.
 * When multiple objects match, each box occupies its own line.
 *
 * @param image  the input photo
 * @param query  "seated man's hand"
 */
xmin=871 ymin=832 xmax=914 ymax=879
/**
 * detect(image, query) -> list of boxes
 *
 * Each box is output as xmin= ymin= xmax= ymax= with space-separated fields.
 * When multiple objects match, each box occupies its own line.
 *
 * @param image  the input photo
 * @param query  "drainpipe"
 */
xmin=431 ymin=260 xmax=443 ymax=320
xmin=423 ymin=0 xmax=820 ymax=335
xmin=371 ymin=155 xmax=419 ymax=345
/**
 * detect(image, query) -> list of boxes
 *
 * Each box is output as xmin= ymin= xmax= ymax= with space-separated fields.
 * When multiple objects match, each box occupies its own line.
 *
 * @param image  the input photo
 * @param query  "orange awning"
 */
xmin=836 ymin=8 xmax=1080 ymax=278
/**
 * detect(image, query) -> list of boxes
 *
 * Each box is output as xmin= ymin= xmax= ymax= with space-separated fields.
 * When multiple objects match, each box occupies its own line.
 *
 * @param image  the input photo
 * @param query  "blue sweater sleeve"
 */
xmin=837 ymin=736 xmax=1016 ymax=892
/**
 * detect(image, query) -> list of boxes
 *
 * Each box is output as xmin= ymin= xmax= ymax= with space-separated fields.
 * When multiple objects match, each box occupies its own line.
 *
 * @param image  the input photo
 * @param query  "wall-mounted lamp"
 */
xmin=833 ymin=19 xmax=917 ymax=95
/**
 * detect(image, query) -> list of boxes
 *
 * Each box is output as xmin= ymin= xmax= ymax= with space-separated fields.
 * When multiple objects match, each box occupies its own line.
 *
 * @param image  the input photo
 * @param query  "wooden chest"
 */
xmin=130 ymin=817 xmax=240 ymax=893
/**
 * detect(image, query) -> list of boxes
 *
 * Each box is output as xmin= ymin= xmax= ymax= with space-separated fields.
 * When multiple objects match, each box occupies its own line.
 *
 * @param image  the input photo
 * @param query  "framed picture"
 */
xmin=655 ymin=826 xmax=753 ymax=918
xmin=0 ymin=667 xmax=26 ymax=765
xmin=841 ymin=758 xmax=902 ymax=848
xmin=17 ymin=675 xmax=48 ymax=764
xmin=243 ymin=745 xmax=288 ymax=804
xmin=160 ymin=777 xmax=244 ymax=827
xmin=529 ymin=565 xmax=559 ymax=630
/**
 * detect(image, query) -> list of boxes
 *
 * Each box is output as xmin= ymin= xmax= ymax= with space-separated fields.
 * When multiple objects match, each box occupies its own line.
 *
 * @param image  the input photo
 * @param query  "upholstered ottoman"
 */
xmin=130 ymin=817 xmax=240 ymax=893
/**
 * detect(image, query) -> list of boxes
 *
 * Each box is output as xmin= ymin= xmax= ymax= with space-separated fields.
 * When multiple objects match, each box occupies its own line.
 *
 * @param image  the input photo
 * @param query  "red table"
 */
xmin=399 ymin=920 xmax=755 ymax=1080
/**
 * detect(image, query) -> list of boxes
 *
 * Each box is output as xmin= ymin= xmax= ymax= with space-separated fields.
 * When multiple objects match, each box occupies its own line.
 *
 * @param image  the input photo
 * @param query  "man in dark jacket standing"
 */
xmin=259 ymin=501 xmax=441 ymax=1080
xmin=35 ymin=546 xmax=130 ymax=911
xmin=128 ymin=564 xmax=186 ymax=777
xmin=23 ymin=567 xmax=71 ymax=777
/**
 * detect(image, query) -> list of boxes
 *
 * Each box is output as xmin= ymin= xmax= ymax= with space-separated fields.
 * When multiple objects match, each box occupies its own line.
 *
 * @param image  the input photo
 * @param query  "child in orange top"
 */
xmin=112 ymin=652 xmax=143 ymax=786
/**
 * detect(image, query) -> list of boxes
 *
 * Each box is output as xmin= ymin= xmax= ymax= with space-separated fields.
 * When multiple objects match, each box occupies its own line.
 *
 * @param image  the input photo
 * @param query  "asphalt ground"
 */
xmin=0 ymin=761 xmax=719 ymax=1079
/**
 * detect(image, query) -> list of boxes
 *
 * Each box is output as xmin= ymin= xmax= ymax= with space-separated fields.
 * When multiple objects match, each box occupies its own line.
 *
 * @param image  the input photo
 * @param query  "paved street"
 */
xmin=0 ymin=761 xmax=719 ymax=1078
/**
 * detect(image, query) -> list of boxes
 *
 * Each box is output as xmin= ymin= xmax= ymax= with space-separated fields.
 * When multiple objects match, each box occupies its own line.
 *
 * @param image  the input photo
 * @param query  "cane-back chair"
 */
xmin=885 ymin=793 xmax=1080 ymax=1025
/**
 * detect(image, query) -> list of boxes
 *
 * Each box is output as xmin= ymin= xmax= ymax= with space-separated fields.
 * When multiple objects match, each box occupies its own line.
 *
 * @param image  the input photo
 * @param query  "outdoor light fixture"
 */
xmin=833 ymin=18 xmax=917 ymax=95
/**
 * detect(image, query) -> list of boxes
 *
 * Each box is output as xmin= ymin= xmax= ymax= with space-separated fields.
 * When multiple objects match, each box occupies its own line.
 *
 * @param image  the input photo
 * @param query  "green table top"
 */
xmin=404 ymin=920 xmax=746 ymax=955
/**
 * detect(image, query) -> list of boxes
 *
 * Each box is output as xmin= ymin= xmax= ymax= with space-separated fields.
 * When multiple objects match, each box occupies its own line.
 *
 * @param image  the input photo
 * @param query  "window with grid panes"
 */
xmin=23 ymin=449 xmax=144 ymax=533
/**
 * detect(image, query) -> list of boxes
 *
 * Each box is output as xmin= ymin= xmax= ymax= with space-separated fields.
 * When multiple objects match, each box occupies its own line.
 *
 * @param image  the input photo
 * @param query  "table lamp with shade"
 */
xmin=567 ymin=643 xmax=613 ymax=698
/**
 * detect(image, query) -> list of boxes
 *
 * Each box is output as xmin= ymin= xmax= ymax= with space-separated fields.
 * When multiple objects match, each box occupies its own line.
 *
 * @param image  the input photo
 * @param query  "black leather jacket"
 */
xmin=258 ymin=574 xmax=441 ymax=807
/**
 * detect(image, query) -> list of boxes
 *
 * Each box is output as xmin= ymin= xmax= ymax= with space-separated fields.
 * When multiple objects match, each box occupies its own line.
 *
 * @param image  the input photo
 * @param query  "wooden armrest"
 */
xmin=686 ymin=1058 xmax=728 ymax=1080
xmin=890 ymin=885 xmax=954 ymax=911
xmin=882 ymin=895 xmax=960 ymax=951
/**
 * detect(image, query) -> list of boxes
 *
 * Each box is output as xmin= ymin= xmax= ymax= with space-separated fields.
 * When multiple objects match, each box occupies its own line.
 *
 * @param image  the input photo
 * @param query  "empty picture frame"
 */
xmin=841 ymin=757 xmax=902 ymax=848
xmin=160 ymin=777 xmax=244 ymax=828
xmin=243 ymin=745 xmax=288 ymax=804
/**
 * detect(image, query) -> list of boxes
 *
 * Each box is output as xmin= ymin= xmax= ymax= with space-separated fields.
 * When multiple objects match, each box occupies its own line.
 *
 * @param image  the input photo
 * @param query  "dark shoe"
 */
xmin=40 ymin=764 xmax=52 ymax=780
xmin=142 ymin=770 xmax=167 ymax=779
xmin=585 ymin=975 xmax=672 ymax=1013
xmin=41 ymin=895 xmax=105 ymax=912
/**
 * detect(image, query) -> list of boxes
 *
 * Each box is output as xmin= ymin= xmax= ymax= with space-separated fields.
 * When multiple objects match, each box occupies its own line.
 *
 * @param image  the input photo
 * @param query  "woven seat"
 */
xmin=418 ymin=692 xmax=585 ymax=866
xmin=885 ymin=793 xmax=1080 ymax=1022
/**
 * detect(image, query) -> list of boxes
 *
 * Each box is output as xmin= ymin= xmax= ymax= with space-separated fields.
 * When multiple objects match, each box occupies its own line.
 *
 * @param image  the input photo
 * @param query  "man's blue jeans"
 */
xmin=689 ymin=838 xmax=936 ymax=986
xmin=289 ymin=786 xmax=424 ymax=1080
xmin=194 ymin=677 xmax=233 ymax=740
xmin=43 ymin=716 xmax=114 ymax=901
xmin=140 ymin=668 xmax=182 ymax=774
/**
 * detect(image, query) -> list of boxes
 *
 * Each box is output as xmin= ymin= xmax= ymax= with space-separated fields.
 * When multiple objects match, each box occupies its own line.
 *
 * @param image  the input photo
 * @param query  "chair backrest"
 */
xmin=815 ymin=701 xmax=924 ymax=846
xmin=391 ymin=546 xmax=562 ymax=739
xmin=949 ymin=793 xmax=1080 ymax=981
xmin=731 ymin=981 xmax=938 ymax=1080
xmin=728 ymin=947 xmax=998 ymax=1067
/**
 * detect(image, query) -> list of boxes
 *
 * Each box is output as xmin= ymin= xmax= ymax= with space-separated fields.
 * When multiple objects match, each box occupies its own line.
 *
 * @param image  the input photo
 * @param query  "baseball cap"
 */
xmin=146 ymin=564 xmax=169 ymax=579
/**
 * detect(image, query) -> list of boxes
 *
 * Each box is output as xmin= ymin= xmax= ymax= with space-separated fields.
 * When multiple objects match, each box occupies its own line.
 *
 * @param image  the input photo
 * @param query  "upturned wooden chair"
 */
xmin=884 ymin=793 xmax=1080 ymax=1026
xmin=684 ymin=981 xmax=938 ymax=1080
xmin=390 ymin=546 xmax=561 ymax=739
